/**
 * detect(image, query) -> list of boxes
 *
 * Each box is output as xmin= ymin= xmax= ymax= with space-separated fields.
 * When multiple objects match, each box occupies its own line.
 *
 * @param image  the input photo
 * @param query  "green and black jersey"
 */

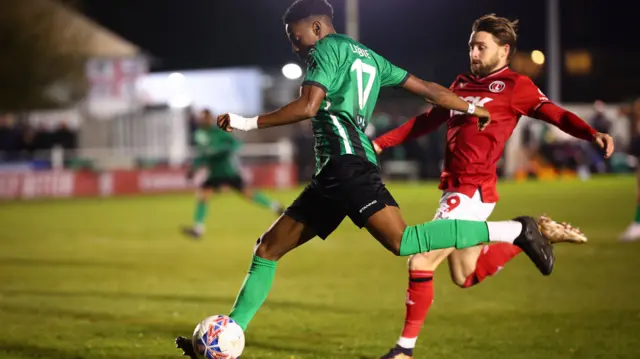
xmin=193 ymin=125 xmax=242 ymax=179
xmin=302 ymin=34 xmax=409 ymax=174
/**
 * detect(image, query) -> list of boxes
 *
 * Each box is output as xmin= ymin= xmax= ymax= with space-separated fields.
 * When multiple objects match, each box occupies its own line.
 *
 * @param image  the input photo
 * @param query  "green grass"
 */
xmin=0 ymin=176 xmax=639 ymax=359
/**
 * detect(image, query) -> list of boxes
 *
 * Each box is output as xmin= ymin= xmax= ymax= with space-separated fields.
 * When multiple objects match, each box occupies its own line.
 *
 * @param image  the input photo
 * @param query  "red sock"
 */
xmin=400 ymin=270 xmax=434 ymax=343
xmin=463 ymin=243 xmax=522 ymax=288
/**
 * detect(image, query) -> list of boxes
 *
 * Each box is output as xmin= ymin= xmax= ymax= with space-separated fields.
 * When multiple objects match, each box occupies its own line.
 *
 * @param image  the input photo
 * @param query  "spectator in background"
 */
xmin=584 ymin=100 xmax=612 ymax=172
xmin=33 ymin=122 xmax=53 ymax=153
xmin=20 ymin=125 xmax=38 ymax=158
xmin=0 ymin=116 xmax=79 ymax=162
xmin=419 ymin=104 xmax=447 ymax=178
xmin=518 ymin=120 xmax=537 ymax=178
xmin=0 ymin=115 xmax=22 ymax=161
xmin=370 ymin=112 xmax=394 ymax=164
xmin=52 ymin=120 xmax=77 ymax=150
xmin=537 ymin=124 xmax=554 ymax=167
xmin=626 ymin=98 xmax=640 ymax=153
xmin=370 ymin=112 xmax=392 ymax=136
xmin=0 ymin=116 xmax=11 ymax=159
xmin=619 ymin=97 xmax=640 ymax=242
xmin=590 ymin=100 xmax=612 ymax=135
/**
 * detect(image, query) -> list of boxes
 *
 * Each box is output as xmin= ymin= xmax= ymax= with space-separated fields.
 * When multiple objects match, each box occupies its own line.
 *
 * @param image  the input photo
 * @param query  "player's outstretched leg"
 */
xmin=227 ymin=216 xmax=315 ymax=329
xmin=453 ymin=244 xmax=521 ymax=288
xmin=379 ymin=248 xmax=452 ymax=359
xmin=372 ymin=209 xmax=553 ymax=359
xmin=240 ymin=187 xmax=285 ymax=215
xmin=175 ymin=215 xmax=315 ymax=357
xmin=380 ymin=215 xmax=587 ymax=359
xmin=380 ymin=244 xmax=522 ymax=358
xmin=364 ymin=206 xmax=555 ymax=275
xmin=448 ymin=215 xmax=587 ymax=288
xmin=182 ymin=188 xmax=213 ymax=239
xmin=455 ymin=215 xmax=586 ymax=287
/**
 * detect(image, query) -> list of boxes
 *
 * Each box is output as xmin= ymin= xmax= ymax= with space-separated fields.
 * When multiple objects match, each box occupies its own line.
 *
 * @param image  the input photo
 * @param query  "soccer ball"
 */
xmin=192 ymin=315 xmax=245 ymax=359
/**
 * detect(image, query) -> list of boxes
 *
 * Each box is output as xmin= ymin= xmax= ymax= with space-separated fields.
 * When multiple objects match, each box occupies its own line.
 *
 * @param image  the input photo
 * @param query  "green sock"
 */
xmin=399 ymin=219 xmax=490 ymax=256
xmin=229 ymin=255 xmax=277 ymax=330
xmin=252 ymin=192 xmax=279 ymax=210
xmin=194 ymin=200 xmax=208 ymax=227
xmin=635 ymin=205 xmax=640 ymax=223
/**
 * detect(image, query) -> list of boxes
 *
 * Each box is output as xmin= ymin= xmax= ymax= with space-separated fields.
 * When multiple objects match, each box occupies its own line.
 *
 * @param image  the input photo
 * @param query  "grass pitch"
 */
xmin=1 ymin=176 xmax=639 ymax=359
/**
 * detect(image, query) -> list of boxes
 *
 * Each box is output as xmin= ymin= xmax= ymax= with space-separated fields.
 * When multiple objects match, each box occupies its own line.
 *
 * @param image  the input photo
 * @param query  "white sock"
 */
xmin=487 ymin=221 xmax=522 ymax=243
xmin=397 ymin=336 xmax=417 ymax=349
xmin=194 ymin=223 xmax=205 ymax=234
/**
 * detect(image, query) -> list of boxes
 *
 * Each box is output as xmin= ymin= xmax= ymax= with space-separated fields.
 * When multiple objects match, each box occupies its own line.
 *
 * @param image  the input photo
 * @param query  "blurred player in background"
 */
xmin=373 ymin=14 xmax=613 ymax=359
xmin=619 ymin=97 xmax=640 ymax=241
xmin=182 ymin=109 xmax=284 ymax=239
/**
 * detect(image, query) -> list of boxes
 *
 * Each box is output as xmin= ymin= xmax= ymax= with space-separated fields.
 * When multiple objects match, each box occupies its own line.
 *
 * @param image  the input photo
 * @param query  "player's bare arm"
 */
xmin=535 ymin=102 xmax=615 ymax=158
xmin=217 ymin=85 xmax=325 ymax=132
xmin=402 ymin=75 xmax=491 ymax=131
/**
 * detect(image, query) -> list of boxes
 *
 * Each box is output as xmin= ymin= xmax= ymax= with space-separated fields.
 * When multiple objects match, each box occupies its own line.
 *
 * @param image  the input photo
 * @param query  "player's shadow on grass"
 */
xmin=0 ymin=340 xmax=182 ymax=359
xmin=244 ymin=337 xmax=382 ymax=358
xmin=0 ymin=337 xmax=352 ymax=359
xmin=243 ymin=339 xmax=340 ymax=358
xmin=0 ymin=341 xmax=87 ymax=359
xmin=0 ymin=302 xmax=355 ymax=359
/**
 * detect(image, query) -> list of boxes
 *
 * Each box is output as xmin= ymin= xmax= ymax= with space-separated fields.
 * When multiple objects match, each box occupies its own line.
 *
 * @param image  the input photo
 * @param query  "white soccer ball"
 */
xmin=192 ymin=315 xmax=245 ymax=359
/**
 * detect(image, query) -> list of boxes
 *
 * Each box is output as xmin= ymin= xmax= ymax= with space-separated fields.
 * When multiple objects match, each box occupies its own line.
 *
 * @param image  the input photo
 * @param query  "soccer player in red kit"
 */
xmin=376 ymin=14 xmax=614 ymax=359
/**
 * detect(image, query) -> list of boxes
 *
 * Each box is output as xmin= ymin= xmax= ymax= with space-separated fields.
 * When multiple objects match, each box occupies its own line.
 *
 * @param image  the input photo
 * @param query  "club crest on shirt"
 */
xmin=489 ymin=80 xmax=505 ymax=93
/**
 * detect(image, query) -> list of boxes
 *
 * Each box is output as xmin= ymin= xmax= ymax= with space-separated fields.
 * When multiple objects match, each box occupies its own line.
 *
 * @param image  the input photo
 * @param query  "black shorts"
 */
xmin=201 ymin=176 xmax=245 ymax=191
xmin=284 ymin=155 xmax=398 ymax=239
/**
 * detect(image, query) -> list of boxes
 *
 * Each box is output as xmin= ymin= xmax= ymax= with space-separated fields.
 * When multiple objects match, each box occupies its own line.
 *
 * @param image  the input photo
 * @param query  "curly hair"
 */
xmin=283 ymin=0 xmax=334 ymax=24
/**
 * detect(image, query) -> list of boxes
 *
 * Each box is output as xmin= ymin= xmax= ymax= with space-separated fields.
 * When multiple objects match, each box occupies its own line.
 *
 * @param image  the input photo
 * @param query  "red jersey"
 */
xmin=375 ymin=66 xmax=597 ymax=203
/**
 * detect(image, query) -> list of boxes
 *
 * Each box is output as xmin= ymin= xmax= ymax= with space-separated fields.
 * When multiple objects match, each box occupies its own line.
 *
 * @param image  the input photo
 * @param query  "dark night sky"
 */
xmin=79 ymin=0 xmax=639 ymax=101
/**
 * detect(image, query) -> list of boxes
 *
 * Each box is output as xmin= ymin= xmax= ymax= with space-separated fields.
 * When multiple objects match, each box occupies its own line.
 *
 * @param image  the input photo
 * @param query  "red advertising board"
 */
xmin=0 ymin=164 xmax=297 ymax=200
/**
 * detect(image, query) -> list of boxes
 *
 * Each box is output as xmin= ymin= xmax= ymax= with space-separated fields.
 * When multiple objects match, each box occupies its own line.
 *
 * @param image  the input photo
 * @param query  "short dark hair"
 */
xmin=283 ymin=0 xmax=333 ymax=25
xmin=472 ymin=14 xmax=519 ymax=58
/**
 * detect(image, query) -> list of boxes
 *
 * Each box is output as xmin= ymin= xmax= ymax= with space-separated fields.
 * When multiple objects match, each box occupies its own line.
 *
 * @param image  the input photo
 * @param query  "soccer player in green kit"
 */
xmin=176 ymin=1 xmax=567 ymax=354
xmin=182 ymin=109 xmax=284 ymax=238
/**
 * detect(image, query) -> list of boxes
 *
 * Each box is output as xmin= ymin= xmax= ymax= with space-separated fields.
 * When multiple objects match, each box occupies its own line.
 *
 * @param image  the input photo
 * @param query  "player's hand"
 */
xmin=373 ymin=141 xmax=383 ymax=154
xmin=217 ymin=113 xmax=259 ymax=132
xmin=593 ymin=132 xmax=614 ymax=158
xmin=474 ymin=106 xmax=491 ymax=131
xmin=217 ymin=113 xmax=232 ymax=132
